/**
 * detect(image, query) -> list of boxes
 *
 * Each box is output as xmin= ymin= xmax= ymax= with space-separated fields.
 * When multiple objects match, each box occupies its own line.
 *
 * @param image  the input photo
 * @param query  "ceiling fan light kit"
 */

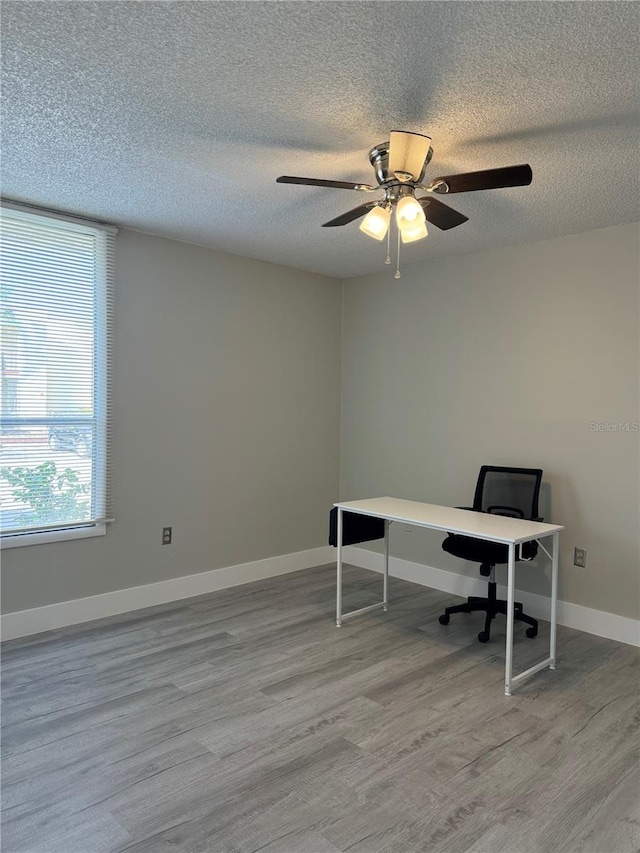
xmin=359 ymin=205 xmax=391 ymax=241
xmin=276 ymin=130 xmax=532 ymax=277
xmin=395 ymin=195 xmax=427 ymax=236
xmin=400 ymin=217 xmax=428 ymax=244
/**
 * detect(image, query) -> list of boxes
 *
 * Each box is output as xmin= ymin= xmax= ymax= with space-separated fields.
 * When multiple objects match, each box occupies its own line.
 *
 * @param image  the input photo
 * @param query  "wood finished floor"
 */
xmin=1 ymin=564 xmax=638 ymax=853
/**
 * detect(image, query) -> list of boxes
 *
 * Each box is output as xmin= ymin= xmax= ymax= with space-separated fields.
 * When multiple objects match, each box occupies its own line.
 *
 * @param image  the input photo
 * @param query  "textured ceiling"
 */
xmin=2 ymin=1 xmax=638 ymax=279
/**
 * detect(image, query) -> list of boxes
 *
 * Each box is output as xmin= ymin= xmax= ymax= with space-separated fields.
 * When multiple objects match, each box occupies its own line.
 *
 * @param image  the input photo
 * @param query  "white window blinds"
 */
xmin=0 ymin=204 xmax=115 ymax=541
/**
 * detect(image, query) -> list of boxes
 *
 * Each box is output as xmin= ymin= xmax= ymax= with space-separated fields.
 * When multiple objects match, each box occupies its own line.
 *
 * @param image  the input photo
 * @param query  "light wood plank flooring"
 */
xmin=2 ymin=564 xmax=638 ymax=853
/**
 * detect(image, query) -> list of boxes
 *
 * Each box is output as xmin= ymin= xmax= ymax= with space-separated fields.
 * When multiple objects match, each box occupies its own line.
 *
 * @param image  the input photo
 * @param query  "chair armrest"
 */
xmin=487 ymin=505 xmax=525 ymax=519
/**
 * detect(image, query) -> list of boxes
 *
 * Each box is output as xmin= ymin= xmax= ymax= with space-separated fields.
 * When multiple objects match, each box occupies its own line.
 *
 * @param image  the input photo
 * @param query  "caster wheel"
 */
xmin=439 ymin=614 xmax=450 ymax=625
xmin=526 ymin=627 xmax=538 ymax=639
xmin=478 ymin=631 xmax=490 ymax=643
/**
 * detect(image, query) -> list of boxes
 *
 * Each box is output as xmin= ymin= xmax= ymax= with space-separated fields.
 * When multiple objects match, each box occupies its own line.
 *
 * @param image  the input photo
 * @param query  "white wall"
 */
xmin=340 ymin=223 xmax=639 ymax=621
xmin=1 ymin=230 xmax=342 ymax=613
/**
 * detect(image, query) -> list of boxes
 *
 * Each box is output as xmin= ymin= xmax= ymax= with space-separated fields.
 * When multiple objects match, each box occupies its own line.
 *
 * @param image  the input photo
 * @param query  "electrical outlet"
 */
xmin=573 ymin=547 xmax=586 ymax=568
xmin=162 ymin=526 xmax=172 ymax=545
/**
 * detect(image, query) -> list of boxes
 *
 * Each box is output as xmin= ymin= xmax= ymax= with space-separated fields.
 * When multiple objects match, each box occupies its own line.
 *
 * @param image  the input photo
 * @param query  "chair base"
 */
xmin=439 ymin=581 xmax=538 ymax=643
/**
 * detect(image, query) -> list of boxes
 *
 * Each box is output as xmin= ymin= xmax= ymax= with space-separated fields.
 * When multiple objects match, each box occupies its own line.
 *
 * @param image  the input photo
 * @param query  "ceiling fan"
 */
xmin=276 ymin=131 xmax=532 ymax=277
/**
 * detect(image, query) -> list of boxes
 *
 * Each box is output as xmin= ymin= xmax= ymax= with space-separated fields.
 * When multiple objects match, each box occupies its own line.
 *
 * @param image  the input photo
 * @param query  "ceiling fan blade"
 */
xmin=388 ymin=131 xmax=432 ymax=181
xmin=418 ymin=197 xmax=469 ymax=231
xmin=276 ymin=175 xmax=374 ymax=191
xmin=429 ymin=164 xmax=533 ymax=194
xmin=322 ymin=202 xmax=377 ymax=227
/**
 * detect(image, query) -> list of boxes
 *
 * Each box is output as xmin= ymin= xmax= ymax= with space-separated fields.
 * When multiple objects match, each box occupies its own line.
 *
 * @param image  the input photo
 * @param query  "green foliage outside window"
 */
xmin=1 ymin=461 xmax=90 ymax=527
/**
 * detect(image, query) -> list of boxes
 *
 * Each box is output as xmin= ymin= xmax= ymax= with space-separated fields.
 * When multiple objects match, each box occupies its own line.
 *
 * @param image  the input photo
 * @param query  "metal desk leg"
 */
xmin=550 ymin=531 xmax=559 ymax=669
xmin=383 ymin=519 xmax=389 ymax=611
xmin=335 ymin=510 xmax=389 ymax=626
xmin=336 ymin=508 xmax=343 ymax=627
xmin=504 ymin=542 xmax=516 ymax=696
xmin=508 ymin=531 xmax=559 ymax=693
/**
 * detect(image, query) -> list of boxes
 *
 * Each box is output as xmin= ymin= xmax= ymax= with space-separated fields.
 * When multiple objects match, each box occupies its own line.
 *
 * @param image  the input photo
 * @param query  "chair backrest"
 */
xmin=473 ymin=466 xmax=543 ymax=520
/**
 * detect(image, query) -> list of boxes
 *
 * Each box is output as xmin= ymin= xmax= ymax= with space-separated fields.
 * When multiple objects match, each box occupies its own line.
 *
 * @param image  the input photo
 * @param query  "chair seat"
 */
xmin=442 ymin=534 xmax=509 ymax=565
xmin=442 ymin=533 xmax=538 ymax=564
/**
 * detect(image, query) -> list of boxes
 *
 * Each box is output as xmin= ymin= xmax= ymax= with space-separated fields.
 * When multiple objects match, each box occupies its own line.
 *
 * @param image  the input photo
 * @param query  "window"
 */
xmin=0 ymin=204 xmax=115 ymax=546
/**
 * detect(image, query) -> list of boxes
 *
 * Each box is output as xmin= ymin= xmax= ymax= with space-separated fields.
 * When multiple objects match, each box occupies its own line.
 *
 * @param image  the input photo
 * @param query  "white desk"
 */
xmin=334 ymin=497 xmax=563 ymax=696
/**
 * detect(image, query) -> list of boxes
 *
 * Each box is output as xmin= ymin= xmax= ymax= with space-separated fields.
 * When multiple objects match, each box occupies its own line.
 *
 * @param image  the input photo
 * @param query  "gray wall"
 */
xmin=341 ymin=223 xmax=639 ymax=620
xmin=1 ymin=230 xmax=342 ymax=613
xmin=3 ymin=222 xmax=638 ymax=623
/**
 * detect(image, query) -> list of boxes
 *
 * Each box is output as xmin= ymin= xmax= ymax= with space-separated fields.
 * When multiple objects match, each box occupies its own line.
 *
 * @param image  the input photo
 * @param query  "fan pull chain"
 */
xmin=385 ymin=211 xmax=392 ymax=265
xmin=394 ymin=223 xmax=401 ymax=279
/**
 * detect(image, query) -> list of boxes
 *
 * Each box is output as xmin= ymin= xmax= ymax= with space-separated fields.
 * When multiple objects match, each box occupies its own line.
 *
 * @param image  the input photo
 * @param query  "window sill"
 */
xmin=1 ymin=524 xmax=107 ymax=549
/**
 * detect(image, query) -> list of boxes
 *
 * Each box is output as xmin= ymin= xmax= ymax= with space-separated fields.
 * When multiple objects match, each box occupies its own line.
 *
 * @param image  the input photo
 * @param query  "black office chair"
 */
xmin=439 ymin=466 xmax=543 ymax=643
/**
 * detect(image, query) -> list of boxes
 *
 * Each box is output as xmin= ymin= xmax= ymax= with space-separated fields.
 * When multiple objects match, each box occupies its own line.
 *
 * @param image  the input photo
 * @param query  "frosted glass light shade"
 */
xmin=396 ymin=196 xmax=428 ymax=243
xmin=400 ymin=218 xmax=428 ymax=243
xmin=359 ymin=205 xmax=390 ymax=240
xmin=396 ymin=195 xmax=425 ymax=229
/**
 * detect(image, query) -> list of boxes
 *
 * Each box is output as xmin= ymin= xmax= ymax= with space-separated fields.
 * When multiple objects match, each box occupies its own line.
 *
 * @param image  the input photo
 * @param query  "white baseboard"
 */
xmin=3 ymin=544 xmax=637 ymax=648
xmin=343 ymin=545 xmax=640 ymax=648
xmin=0 ymin=545 xmax=335 ymax=642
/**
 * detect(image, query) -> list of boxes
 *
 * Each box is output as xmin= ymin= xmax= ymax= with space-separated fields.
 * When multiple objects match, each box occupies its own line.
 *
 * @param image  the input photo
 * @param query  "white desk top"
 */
xmin=334 ymin=497 xmax=563 ymax=544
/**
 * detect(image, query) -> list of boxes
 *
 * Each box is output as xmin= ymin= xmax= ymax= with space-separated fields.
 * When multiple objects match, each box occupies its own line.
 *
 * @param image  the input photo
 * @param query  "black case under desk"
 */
xmin=328 ymin=507 xmax=385 ymax=547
